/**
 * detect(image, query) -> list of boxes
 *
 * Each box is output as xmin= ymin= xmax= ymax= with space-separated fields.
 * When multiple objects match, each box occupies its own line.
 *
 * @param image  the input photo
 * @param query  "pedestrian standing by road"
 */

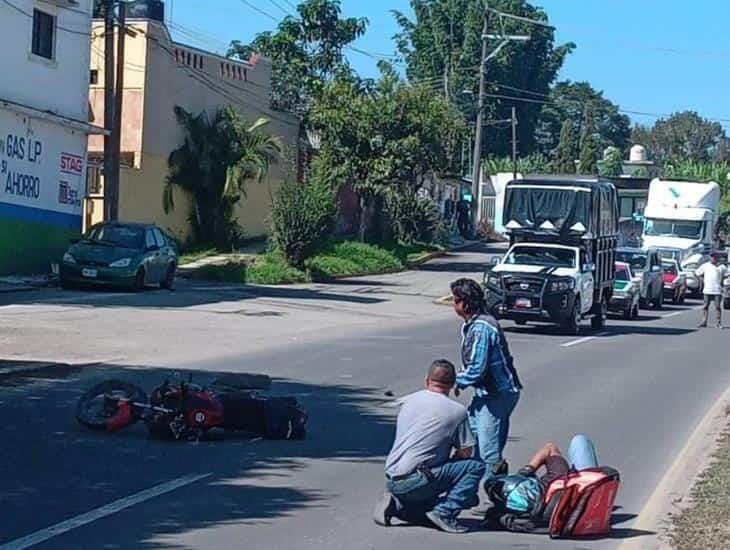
xmin=695 ymin=252 xmax=727 ymax=328
xmin=450 ymin=278 xmax=522 ymax=488
xmin=374 ymin=360 xmax=485 ymax=534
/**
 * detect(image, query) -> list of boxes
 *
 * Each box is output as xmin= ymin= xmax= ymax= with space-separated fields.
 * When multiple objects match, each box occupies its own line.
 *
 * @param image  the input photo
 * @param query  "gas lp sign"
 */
xmin=0 ymin=108 xmax=86 ymax=225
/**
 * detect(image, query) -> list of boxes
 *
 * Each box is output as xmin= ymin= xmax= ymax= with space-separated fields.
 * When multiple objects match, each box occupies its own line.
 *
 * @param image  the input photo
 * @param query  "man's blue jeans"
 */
xmin=468 ymin=391 xmax=520 ymax=479
xmin=567 ymin=434 xmax=599 ymax=470
xmin=386 ymin=459 xmax=485 ymax=520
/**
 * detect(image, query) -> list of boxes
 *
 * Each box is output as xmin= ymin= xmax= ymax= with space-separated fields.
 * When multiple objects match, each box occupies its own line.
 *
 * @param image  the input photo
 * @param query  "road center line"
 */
xmin=0 ymin=473 xmax=212 ymax=550
xmin=561 ymin=336 xmax=596 ymax=348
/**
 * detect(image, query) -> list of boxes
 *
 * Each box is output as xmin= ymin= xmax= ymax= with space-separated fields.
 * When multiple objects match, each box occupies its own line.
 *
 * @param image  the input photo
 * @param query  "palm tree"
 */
xmin=163 ymin=106 xmax=283 ymax=248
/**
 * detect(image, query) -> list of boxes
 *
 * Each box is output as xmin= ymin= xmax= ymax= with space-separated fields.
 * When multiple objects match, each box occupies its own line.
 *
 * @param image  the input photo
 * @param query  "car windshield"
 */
xmin=616 ymin=251 xmax=647 ymax=272
xmin=85 ymin=225 xmax=144 ymax=249
xmin=504 ymin=246 xmax=576 ymax=268
xmin=644 ymin=219 xmax=702 ymax=239
xmin=662 ymin=262 xmax=678 ymax=275
xmin=615 ymin=267 xmax=630 ymax=281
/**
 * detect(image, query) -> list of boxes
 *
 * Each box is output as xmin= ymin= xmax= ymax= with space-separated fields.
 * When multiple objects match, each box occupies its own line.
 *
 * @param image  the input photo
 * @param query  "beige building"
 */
xmin=86 ymin=11 xmax=300 ymax=242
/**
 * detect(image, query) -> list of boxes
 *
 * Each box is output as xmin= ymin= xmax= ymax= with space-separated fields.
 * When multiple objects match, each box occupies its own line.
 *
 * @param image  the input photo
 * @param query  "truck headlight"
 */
xmin=486 ymin=274 xmax=501 ymax=288
xmin=550 ymin=279 xmax=575 ymax=292
xmin=683 ymin=262 xmax=698 ymax=271
xmin=109 ymin=258 xmax=132 ymax=268
xmin=62 ymin=252 xmax=76 ymax=264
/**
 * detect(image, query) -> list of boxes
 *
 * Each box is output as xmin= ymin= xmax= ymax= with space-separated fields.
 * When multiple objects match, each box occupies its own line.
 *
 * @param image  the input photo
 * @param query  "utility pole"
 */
xmin=469 ymin=2 xmax=489 ymax=234
xmin=110 ymin=0 xmax=126 ymax=221
xmin=103 ymin=0 xmax=115 ymax=222
xmin=511 ymin=106 xmax=518 ymax=179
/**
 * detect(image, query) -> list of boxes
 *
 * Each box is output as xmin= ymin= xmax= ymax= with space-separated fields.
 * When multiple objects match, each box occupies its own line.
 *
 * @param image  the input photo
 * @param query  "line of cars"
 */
xmin=608 ymin=247 xmax=691 ymax=319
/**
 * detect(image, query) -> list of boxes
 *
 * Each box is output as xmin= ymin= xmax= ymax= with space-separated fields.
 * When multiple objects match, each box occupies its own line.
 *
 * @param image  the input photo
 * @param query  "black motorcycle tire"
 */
xmin=76 ymin=380 xmax=148 ymax=430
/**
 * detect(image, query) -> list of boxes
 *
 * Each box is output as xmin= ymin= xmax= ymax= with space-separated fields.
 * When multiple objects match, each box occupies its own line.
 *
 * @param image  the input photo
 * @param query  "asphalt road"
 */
xmin=1 ymin=249 xmax=728 ymax=550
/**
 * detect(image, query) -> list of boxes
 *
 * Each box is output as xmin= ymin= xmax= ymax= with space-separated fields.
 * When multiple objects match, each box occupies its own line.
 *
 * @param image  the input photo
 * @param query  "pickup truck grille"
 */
xmin=504 ymin=278 xmax=544 ymax=294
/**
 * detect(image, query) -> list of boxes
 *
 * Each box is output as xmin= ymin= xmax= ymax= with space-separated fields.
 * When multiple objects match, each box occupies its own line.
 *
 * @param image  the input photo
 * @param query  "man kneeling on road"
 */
xmin=374 ymin=360 xmax=485 ymax=534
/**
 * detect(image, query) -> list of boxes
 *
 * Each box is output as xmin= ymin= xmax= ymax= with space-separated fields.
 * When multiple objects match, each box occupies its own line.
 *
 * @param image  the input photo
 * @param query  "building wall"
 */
xmin=0 ymin=0 xmax=93 ymax=273
xmin=0 ymin=0 xmax=93 ymax=121
xmin=88 ymin=19 xmax=299 ymax=243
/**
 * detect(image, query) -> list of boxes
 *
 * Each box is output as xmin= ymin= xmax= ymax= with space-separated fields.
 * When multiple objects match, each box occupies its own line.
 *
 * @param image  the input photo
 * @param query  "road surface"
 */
xmin=1 ymin=244 xmax=727 ymax=549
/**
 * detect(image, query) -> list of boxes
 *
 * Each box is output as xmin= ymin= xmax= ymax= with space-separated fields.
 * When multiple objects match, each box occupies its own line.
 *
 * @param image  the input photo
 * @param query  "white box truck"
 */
xmin=642 ymin=178 xmax=721 ymax=296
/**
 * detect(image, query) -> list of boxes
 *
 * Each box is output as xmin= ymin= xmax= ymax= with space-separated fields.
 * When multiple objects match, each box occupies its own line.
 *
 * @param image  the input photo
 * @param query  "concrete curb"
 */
xmin=619 ymin=385 xmax=730 ymax=550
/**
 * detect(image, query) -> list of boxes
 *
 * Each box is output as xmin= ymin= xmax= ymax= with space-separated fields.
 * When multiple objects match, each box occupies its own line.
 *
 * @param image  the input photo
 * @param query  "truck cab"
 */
xmin=484 ymin=177 xmax=619 ymax=334
xmin=642 ymin=179 xmax=720 ymax=255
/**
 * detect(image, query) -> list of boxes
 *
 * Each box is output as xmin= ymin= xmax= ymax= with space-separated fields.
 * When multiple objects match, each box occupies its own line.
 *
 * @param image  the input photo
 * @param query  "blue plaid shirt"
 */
xmin=456 ymin=315 xmax=521 ymax=397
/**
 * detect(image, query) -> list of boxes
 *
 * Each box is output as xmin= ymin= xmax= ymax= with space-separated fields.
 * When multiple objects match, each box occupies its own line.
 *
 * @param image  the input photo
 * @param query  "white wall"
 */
xmin=0 ymin=0 xmax=93 ymax=121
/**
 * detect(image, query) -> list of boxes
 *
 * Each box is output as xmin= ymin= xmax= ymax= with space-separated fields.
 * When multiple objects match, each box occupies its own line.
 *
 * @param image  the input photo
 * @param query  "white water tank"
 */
xmin=629 ymin=144 xmax=647 ymax=163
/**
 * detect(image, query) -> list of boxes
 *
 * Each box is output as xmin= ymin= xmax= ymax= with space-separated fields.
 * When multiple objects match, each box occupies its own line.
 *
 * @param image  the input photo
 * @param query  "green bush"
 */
xmin=306 ymin=241 xmax=404 ymax=278
xmin=247 ymin=252 xmax=307 ymax=284
xmin=385 ymin=190 xmax=443 ymax=244
xmin=271 ymin=179 xmax=337 ymax=268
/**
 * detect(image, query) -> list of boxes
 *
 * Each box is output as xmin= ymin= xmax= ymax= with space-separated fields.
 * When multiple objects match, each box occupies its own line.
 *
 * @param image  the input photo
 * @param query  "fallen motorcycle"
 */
xmin=75 ymin=373 xmax=307 ymax=441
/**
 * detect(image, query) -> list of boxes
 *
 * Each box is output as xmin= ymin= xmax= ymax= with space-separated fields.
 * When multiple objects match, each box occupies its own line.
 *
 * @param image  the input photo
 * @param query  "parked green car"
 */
xmin=60 ymin=222 xmax=177 ymax=291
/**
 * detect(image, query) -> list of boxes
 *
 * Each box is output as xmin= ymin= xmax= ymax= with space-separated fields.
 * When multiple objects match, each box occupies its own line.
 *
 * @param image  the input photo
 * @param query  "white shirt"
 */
xmin=695 ymin=263 xmax=728 ymax=295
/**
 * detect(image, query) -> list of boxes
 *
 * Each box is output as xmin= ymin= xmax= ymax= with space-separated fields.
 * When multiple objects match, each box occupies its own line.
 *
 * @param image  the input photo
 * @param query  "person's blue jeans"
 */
xmin=386 ymin=459 xmax=485 ymax=520
xmin=567 ymin=434 xmax=599 ymax=470
xmin=468 ymin=391 xmax=520 ymax=480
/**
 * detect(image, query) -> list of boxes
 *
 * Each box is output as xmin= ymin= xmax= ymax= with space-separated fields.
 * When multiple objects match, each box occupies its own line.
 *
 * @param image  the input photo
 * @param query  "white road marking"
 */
xmin=561 ymin=332 xmax=609 ymax=348
xmin=0 ymin=473 xmax=212 ymax=550
xmin=561 ymin=336 xmax=596 ymax=348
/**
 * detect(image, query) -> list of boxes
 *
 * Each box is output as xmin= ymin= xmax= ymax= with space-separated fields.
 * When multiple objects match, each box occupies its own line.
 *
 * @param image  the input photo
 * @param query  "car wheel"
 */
xmin=591 ymin=297 xmax=607 ymax=330
xmin=160 ymin=263 xmax=176 ymax=290
xmin=562 ymin=300 xmax=581 ymax=336
xmin=59 ymin=277 xmax=75 ymax=291
xmin=623 ymin=306 xmax=632 ymax=320
xmin=132 ymin=268 xmax=146 ymax=292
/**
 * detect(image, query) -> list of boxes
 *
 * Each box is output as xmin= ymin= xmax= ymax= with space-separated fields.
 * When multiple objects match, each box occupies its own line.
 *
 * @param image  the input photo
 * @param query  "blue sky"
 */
xmin=167 ymin=0 xmax=730 ymax=130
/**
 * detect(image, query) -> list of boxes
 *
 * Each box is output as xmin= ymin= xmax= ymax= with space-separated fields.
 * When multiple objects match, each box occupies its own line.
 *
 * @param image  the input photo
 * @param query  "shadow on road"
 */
xmin=0 ymin=363 xmax=397 ymax=548
xmin=506 ymin=323 xmax=695 ymax=338
xmin=0 ymin=281 xmax=387 ymax=311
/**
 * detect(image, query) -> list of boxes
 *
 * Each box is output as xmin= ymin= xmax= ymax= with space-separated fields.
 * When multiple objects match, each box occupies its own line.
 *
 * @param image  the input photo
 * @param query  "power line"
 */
xmin=488 ymin=7 xmax=554 ymax=30
xmin=266 ymin=0 xmax=291 ymax=16
xmin=237 ymin=0 xmax=279 ymax=23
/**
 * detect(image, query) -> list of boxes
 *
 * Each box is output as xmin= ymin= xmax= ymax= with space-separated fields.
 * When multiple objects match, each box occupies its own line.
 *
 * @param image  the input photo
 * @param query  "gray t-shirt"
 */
xmin=385 ymin=390 xmax=475 ymax=477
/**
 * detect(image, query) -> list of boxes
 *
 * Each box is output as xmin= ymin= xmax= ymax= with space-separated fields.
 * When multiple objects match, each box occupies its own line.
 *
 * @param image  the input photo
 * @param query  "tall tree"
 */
xmin=631 ymin=111 xmax=727 ymax=164
xmin=394 ymin=0 xmax=574 ymax=156
xmin=162 ymin=106 xmax=283 ymax=248
xmin=535 ymin=81 xmax=631 ymax=158
xmin=228 ymin=0 xmax=367 ymax=118
xmin=579 ymin=106 xmax=600 ymax=175
xmin=309 ymin=66 xmax=465 ymax=241
xmin=553 ymin=119 xmax=578 ymax=173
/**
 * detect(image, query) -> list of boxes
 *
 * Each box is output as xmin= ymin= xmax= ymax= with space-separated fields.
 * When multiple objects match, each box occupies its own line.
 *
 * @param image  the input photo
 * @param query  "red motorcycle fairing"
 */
xmin=106 ymin=400 xmax=136 ymax=432
xmin=185 ymin=389 xmax=225 ymax=429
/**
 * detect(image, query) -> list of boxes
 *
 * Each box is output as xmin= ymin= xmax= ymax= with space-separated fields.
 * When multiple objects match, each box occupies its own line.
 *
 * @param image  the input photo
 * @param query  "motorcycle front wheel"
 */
xmin=76 ymin=380 xmax=148 ymax=430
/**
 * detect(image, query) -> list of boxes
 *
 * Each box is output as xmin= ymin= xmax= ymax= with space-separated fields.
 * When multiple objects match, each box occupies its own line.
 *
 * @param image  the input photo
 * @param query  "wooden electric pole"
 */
xmin=103 ymin=0 xmax=115 ymax=222
xmin=110 ymin=0 xmax=126 ymax=221
xmin=469 ymin=2 xmax=489 ymax=235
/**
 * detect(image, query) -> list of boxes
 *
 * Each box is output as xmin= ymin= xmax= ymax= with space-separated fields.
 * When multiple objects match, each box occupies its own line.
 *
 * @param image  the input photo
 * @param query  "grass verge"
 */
xmin=188 ymin=240 xmax=443 ymax=285
xmin=670 ymin=427 xmax=730 ymax=549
